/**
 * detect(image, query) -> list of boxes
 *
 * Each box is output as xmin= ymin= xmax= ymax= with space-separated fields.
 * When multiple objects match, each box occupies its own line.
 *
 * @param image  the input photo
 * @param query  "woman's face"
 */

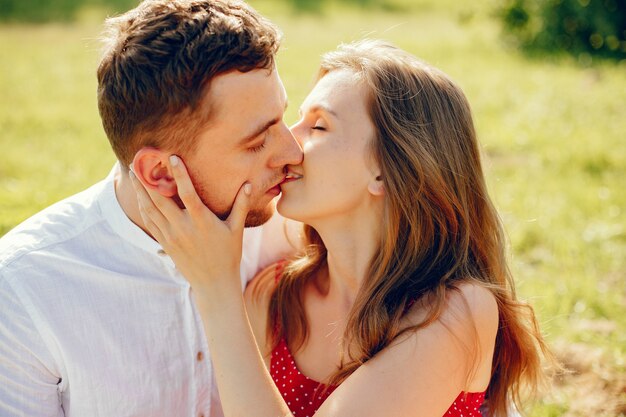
xmin=277 ymin=69 xmax=379 ymax=224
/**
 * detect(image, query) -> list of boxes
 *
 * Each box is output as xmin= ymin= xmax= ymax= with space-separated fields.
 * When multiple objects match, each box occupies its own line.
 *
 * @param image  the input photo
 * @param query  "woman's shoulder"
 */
xmin=404 ymin=280 xmax=499 ymax=391
xmin=449 ymin=281 xmax=499 ymax=326
xmin=244 ymin=261 xmax=285 ymax=311
xmin=244 ymin=261 xmax=285 ymax=305
xmin=406 ymin=280 xmax=498 ymax=334
xmin=243 ymin=261 xmax=285 ymax=355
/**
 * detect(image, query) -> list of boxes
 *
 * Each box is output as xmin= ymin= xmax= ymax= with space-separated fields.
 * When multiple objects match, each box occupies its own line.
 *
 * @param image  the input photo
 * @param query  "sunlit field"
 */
xmin=0 ymin=0 xmax=624 ymax=415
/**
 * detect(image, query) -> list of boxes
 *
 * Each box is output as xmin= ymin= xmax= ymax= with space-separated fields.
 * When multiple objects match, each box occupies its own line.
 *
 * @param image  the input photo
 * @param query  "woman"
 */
xmin=131 ymin=40 xmax=550 ymax=417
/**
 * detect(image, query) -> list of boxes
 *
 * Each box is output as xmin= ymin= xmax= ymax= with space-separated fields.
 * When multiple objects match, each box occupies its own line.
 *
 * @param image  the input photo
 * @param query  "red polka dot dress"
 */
xmin=444 ymin=392 xmax=486 ymax=416
xmin=270 ymin=265 xmax=486 ymax=417
xmin=270 ymin=338 xmax=485 ymax=417
xmin=270 ymin=339 xmax=337 ymax=417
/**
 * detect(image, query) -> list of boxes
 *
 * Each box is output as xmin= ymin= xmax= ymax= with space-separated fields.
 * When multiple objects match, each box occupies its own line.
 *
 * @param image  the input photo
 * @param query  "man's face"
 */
xmin=179 ymin=68 xmax=302 ymax=227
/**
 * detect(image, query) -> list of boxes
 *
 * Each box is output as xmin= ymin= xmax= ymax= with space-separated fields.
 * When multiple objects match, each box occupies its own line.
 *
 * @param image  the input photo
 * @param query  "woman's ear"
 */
xmin=131 ymin=147 xmax=177 ymax=197
xmin=367 ymin=174 xmax=385 ymax=196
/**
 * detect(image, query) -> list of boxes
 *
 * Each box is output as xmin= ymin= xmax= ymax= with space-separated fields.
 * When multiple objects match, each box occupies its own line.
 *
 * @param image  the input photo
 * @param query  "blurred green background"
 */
xmin=0 ymin=0 xmax=624 ymax=415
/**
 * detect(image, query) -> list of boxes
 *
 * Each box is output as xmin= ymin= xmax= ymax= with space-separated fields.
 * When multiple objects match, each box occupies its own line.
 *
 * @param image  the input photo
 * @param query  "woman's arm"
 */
xmin=130 ymin=156 xmax=498 ymax=417
xmin=243 ymin=263 xmax=281 ymax=365
xmin=316 ymin=283 xmax=498 ymax=416
xmin=196 ymin=283 xmax=291 ymax=417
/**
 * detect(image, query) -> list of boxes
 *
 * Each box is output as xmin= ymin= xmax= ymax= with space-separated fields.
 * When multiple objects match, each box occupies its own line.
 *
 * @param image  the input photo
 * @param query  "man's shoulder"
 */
xmin=0 ymin=179 xmax=109 ymax=272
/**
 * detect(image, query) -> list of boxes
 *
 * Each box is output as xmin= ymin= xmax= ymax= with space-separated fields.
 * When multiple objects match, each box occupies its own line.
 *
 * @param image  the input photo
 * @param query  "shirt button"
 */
xmin=197 ymin=351 xmax=204 ymax=361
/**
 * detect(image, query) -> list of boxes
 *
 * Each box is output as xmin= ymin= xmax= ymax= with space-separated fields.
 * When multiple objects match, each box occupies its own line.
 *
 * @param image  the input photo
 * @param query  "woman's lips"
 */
xmin=282 ymin=172 xmax=303 ymax=183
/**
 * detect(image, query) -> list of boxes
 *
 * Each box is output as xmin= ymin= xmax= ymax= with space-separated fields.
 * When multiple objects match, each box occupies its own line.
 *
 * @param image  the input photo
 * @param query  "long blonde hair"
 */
xmin=268 ymin=39 xmax=550 ymax=416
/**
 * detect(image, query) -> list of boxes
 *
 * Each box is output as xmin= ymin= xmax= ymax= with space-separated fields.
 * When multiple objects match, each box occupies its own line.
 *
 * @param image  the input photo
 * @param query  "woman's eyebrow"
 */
xmin=299 ymin=104 xmax=339 ymax=119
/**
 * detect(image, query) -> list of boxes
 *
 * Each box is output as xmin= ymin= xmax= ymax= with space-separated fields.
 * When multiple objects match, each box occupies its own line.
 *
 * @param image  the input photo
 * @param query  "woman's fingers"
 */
xmin=129 ymin=170 xmax=170 ymax=240
xmin=138 ymin=209 xmax=168 ymax=245
xmin=129 ymin=167 xmax=184 ymax=223
xmin=225 ymin=182 xmax=252 ymax=234
xmin=167 ymin=155 xmax=251 ymax=235
xmin=168 ymin=155 xmax=206 ymax=218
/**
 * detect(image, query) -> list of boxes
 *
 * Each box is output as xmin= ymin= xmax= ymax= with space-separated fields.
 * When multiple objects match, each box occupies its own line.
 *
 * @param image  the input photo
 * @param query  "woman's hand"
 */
xmin=129 ymin=155 xmax=251 ymax=297
xmin=131 ymin=156 xmax=293 ymax=417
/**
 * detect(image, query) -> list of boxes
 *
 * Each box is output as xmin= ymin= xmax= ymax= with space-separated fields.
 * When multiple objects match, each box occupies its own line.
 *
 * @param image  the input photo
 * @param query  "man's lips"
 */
xmin=265 ymin=171 xmax=303 ymax=196
xmin=266 ymin=175 xmax=288 ymax=195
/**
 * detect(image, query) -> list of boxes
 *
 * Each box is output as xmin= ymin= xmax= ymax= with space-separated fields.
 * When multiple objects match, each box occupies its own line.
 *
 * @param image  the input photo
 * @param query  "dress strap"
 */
xmin=274 ymin=259 xmax=287 ymax=284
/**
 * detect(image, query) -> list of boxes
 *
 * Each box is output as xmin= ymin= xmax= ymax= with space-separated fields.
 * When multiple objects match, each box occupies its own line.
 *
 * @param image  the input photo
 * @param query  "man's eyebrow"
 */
xmin=238 ymin=100 xmax=289 ymax=146
xmin=238 ymin=118 xmax=279 ymax=146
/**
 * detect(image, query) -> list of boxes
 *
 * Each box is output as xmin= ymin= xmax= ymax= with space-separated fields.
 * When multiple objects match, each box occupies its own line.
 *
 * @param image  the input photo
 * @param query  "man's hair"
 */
xmin=97 ymin=0 xmax=282 ymax=168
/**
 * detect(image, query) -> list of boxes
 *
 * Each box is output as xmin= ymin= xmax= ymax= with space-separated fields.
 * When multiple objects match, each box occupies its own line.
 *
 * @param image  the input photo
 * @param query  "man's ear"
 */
xmin=367 ymin=174 xmax=385 ymax=197
xmin=131 ymin=147 xmax=177 ymax=197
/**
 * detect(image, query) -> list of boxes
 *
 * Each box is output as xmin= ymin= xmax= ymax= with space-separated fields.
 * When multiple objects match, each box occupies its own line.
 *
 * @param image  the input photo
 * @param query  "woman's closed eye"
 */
xmin=312 ymin=121 xmax=327 ymax=131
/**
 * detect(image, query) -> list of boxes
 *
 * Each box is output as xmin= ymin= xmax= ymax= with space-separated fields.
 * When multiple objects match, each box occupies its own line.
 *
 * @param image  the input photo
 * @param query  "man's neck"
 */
xmin=113 ymin=167 xmax=155 ymax=239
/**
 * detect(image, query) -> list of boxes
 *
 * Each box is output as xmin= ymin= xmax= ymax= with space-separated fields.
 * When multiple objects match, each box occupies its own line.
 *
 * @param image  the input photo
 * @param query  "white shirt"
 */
xmin=0 ymin=166 xmax=291 ymax=417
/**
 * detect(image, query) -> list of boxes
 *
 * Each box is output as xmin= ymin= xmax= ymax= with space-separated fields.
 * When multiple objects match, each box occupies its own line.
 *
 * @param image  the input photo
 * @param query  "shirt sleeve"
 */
xmin=0 ymin=277 xmax=65 ymax=417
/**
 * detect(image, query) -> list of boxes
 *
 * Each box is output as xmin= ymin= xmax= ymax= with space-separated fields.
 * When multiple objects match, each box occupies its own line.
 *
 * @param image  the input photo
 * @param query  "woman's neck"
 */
xmin=310 ymin=204 xmax=383 ymax=310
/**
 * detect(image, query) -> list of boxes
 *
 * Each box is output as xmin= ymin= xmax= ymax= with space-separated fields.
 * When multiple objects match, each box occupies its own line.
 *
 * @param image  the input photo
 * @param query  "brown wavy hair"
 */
xmin=97 ymin=0 xmax=281 ymax=168
xmin=268 ymin=40 xmax=552 ymax=416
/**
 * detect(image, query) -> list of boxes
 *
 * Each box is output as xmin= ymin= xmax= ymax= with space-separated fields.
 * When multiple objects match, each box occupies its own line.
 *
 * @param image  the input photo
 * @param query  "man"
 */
xmin=0 ymin=1 xmax=301 ymax=416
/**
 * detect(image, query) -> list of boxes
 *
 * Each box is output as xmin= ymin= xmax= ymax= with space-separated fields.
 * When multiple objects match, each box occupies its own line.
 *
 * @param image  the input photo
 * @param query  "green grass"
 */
xmin=1 ymin=1 xmax=624 ymax=415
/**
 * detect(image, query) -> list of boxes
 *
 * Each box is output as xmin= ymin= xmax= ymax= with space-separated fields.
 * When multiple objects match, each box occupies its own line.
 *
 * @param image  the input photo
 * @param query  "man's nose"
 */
xmin=269 ymin=122 xmax=303 ymax=167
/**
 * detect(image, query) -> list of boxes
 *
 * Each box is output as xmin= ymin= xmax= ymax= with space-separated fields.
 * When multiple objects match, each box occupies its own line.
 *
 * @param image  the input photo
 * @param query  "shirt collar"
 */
xmin=97 ymin=164 xmax=169 ymax=259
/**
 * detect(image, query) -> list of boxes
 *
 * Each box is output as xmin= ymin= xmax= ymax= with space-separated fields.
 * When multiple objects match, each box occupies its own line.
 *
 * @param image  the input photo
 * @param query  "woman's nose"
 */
xmin=289 ymin=120 xmax=306 ymax=148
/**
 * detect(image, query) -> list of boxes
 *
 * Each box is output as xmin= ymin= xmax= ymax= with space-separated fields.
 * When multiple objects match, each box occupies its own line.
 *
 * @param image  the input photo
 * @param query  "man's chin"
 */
xmin=244 ymin=206 xmax=274 ymax=228
xmin=201 ymin=194 xmax=274 ymax=227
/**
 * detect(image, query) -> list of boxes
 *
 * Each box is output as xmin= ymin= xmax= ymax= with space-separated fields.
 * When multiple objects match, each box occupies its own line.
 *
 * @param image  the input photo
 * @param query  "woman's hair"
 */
xmin=268 ymin=39 xmax=551 ymax=416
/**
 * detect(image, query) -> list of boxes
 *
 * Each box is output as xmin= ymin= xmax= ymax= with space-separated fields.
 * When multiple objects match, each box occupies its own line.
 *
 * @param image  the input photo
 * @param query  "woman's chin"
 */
xmin=275 ymin=195 xmax=290 ymax=217
xmin=276 ymin=195 xmax=304 ymax=223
